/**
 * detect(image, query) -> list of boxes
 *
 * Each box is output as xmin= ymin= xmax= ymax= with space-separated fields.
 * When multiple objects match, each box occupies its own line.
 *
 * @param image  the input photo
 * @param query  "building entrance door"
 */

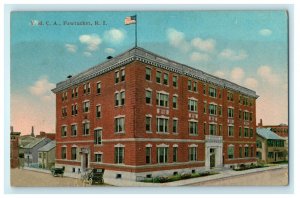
xmin=274 ymin=152 xmax=277 ymax=162
xmin=210 ymin=148 xmax=215 ymax=168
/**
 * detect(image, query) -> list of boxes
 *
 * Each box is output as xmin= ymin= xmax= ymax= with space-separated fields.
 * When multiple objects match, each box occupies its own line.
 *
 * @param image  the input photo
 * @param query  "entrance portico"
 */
xmin=80 ymin=147 xmax=90 ymax=172
xmin=205 ymin=135 xmax=223 ymax=169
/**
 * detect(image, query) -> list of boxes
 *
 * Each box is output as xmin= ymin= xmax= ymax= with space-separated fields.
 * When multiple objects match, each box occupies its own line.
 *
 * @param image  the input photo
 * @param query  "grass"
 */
xmin=272 ymin=161 xmax=288 ymax=164
xmin=142 ymin=171 xmax=218 ymax=183
xmin=233 ymin=164 xmax=269 ymax=171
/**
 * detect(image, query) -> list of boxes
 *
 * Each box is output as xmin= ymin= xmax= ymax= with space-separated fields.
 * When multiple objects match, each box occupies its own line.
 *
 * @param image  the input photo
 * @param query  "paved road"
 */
xmin=190 ymin=167 xmax=288 ymax=186
xmin=10 ymin=168 xmax=108 ymax=187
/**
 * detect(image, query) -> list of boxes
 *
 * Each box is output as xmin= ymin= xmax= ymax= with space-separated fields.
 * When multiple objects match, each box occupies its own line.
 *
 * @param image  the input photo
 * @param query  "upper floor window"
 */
xmin=172 ymin=96 xmax=178 ymax=109
xmin=96 ymin=105 xmax=101 ymax=118
xmin=146 ymin=116 xmax=152 ymax=132
xmin=115 ymin=91 xmax=125 ymax=106
xmin=244 ymin=146 xmax=249 ymax=157
xmin=244 ymin=111 xmax=249 ymax=121
xmin=209 ymin=124 xmax=217 ymax=135
xmin=188 ymin=99 xmax=198 ymax=112
xmin=173 ymin=119 xmax=178 ymax=133
xmin=227 ymin=91 xmax=234 ymax=101
xmin=189 ymin=121 xmax=198 ymax=135
xmin=228 ymin=108 xmax=234 ymax=118
xmin=115 ymin=117 xmax=125 ymax=133
xmin=163 ymin=73 xmax=169 ymax=85
xmin=61 ymin=126 xmax=67 ymax=137
xmin=156 ymin=92 xmax=169 ymax=107
xmin=121 ymin=69 xmax=125 ymax=82
xmin=96 ymin=82 xmax=101 ymax=94
xmin=146 ymin=67 xmax=151 ymax=81
xmin=173 ymin=76 xmax=178 ymax=87
xmin=115 ymin=71 xmax=120 ymax=83
xmin=218 ymin=106 xmax=222 ymax=116
xmin=244 ymin=127 xmax=249 ymax=137
xmin=71 ymin=124 xmax=77 ymax=136
xmin=188 ymin=147 xmax=197 ymax=161
xmin=209 ymin=87 xmax=217 ymax=98
xmin=228 ymin=146 xmax=234 ymax=159
xmin=61 ymin=147 xmax=66 ymax=159
xmin=209 ymin=104 xmax=217 ymax=115
xmin=62 ymin=92 xmax=68 ymax=101
xmin=156 ymin=71 xmax=162 ymax=83
xmin=173 ymin=147 xmax=178 ymax=162
xmin=62 ymin=107 xmax=67 ymax=117
xmin=146 ymin=90 xmax=152 ymax=104
xmin=193 ymin=82 xmax=197 ymax=92
xmin=71 ymin=147 xmax=77 ymax=160
xmin=72 ymin=88 xmax=78 ymax=98
xmin=94 ymin=129 xmax=102 ymax=145
xmin=83 ymin=101 xmax=90 ymax=113
xmin=156 ymin=117 xmax=169 ymax=133
xmin=228 ymin=126 xmax=234 ymax=137
xmin=72 ymin=104 xmax=78 ymax=115
xmin=188 ymin=80 xmax=192 ymax=91
xmin=83 ymin=122 xmax=90 ymax=135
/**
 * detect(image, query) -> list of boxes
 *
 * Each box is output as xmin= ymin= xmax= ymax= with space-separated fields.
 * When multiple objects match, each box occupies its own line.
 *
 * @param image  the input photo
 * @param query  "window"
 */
xmin=156 ymin=118 xmax=169 ymax=133
xmin=62 ymin=92 xmax=68 ymax=101
xmin=268 ymin=152 xmax=274 ymax=158
xmin=228 ymin=126 xmax=234 ymax=137
xmin=239 ymin=127 xmax=242 ymax=137
xmin=114 ymin=147 xmax=124 ymax=164
xmin=72 ymin=104 xmax=78 ymax=115
xmin=62 ymin=107 xmax=67 ymax=117
xmin=173 ymin=76 xmax=178 ymax=87
xmin=209 ymin=124 xmax=217 ymax=135
xmin=156 ymin=71 xmax=161 ymax=83
xmin=239 ymin=147 xmax=243 ymax=158
xmin=61 ymin=126 xmax=67 ymax=137
xmin=163 ymin=73 xmax=168 ymax=85
xmin=209 ymin=87 xmax=217 ymax=98
xmin=94 ymin=129 xmax=102 ymax=145
xmin=203 ymin=85 xmax=206 ymax=95
xmin=96 ymin=105 xmax=101 ymax=118
xmin=146 ymin=90 xmax=152 ymax=104
xmin=61 ymin=147 xmax=66 ymax=159
xmin=115 ymin=117 xmax=125 ymax=133
xmin=188 ymin=99 xmax=197 ymax=112
xmin=244 ymin=147 xmax=249 ymax=157
xmin=83 ymin=84 xmax=87 ymax=94
xmin=228 ymin=108 xmax=234 ymax=118
xmin=227 ymin=91 xmax=234 ymax=101
xmin=189 ymin=121 xmax=198 ymax=135
xmin=115 ymin=92 xmax=125 ymax=106
xmin=209 ymin=104 xmax=217 ymax=115
xmin=146 ymin=67 xmax=151 ymax=81
xmin=173 ymin=147 xmax=178 ymax=162
xmin=156 ymin=92 xmax=169 ymax=107
xmin=172 ymin=96 xmax=178 ymax=109
xmin=115 ymin=93 xmax=119 ymax=106
xmin=256 ymin=140 xmax=262 ymax=148
xmin=72 ymin=88 xmax=75 ymax=98
xmin=244 ymin=128 xmax=249 ymax=137
xmin=121 ymin=69 xmax=125 ymax=82
xmin=173 ymin=119 xmax=178 ymax=133
xmin=87 ymin=83 xmax=90 ymax=94
xmin=219 ymin=125 xmax=222 ymax=135
xmin=203 ymin=102 xmax=207 ymax=113
xmin=228 ymin=146 xmax=234 ymax=159
xmin=120 ymin=91 xmax=125 ymax=105
xmin=95 ymin=154 xmax=102 ymax=162
xmin=71 ymin=147 xmax=77 ymax=160
xmin=71 ymin=124 xmax=77 ymax=136
xmin=189 ymin=147 xmax=197 ymax=161
xmin=244 ymin=111 xmax=249 ymax=121
xmin=188 ymin=80 xmax=192 ymax=91
xmin=146 ymin=117 xmax=151 ymax=132
xmin=115 ymin=71 xmax=120 ymax=83
xmin=193 ymin=82 xmax=197 ymax=92
xmin=83 ymin=101 xmax=90 ymax=113
xmin=75 ymin=87 xmax=78 ymax=97
xmin=250 ymin=128 xmax=253 ymax=137
xmin=96 ymin=82 xmax=101 ymax=94
xmin=83 ymin=122 xmax=90 ymax=135
xmin=157 ymin=147 xmax=168 ymax=163
xmin=146 ymin=147 xmax=151 ymax=164
xmin=218 ymin=106 xmax=222 ymax=116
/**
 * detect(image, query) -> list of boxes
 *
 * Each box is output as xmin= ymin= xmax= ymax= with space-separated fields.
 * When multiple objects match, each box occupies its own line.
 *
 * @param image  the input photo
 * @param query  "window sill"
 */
xmin=71 ymin=135 xmax=77 ymax=137
xmin=115 ymin=132 xmax=125 ymax=134
xmin=94 ymin=144 xmax=103 ymax=147
xmin=189 ymin=134 xmax=198 ymax=136
xmin=82 ymin=134 xmax=90 ymax=136
xmin=156 ymin=132 xmax=169 ymax=135
xmin=146 ymin=131 xmax=152 ymax=134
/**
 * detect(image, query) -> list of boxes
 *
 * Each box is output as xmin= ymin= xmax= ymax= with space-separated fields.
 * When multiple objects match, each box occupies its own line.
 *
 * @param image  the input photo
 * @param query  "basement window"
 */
xmin=116 ymin=174 xmax=122 ymax=179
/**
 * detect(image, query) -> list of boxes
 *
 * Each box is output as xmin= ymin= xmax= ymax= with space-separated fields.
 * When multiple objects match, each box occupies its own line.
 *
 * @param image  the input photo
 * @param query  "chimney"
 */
xmin=10 ymin=126 xmax=13 ymax=133
xmin=31 ymin=126 xmax=35 ymax=137
xmin=258 ymin=119 xmax=263 ymax=127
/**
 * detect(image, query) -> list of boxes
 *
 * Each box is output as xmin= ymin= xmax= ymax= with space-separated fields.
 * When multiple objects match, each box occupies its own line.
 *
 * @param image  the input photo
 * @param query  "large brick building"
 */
xmin=52 ymin=47 xmax=258 ymax=180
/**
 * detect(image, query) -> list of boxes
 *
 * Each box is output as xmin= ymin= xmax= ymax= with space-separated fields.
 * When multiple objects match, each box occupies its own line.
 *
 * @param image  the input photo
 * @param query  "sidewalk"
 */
xmin=104 ymin=164 xmax=288 ymax=187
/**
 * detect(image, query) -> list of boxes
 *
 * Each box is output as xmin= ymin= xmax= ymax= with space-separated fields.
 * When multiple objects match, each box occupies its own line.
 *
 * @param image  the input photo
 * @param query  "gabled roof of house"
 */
xmin=257 ymin=128 xmax=285 ymax=140
xmin=23 ymin=138 xmax=45 ymax=149
xmin=38 ymin=141 xmax=56 ymax=152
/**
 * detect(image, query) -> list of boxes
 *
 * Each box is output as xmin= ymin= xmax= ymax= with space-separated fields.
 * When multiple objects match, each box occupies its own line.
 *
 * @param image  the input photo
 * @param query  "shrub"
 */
xmin=180 ymin=172 xmax=192 ymax=179
xmin=153 ymin=176 xmax=168 ymax=183
xmin=199 ymin=171 xmax=210 ymax=177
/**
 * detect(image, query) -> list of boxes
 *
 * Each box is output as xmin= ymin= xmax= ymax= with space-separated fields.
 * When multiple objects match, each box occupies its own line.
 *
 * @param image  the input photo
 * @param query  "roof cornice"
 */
xmin=52 ymin=47 xmax=258 ymax=98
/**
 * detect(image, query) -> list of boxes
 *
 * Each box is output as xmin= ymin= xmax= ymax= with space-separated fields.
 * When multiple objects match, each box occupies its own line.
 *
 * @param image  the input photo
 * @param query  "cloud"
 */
xmin=104 ymin=28 xmax=125 ymax=43
xmin=244 ymin=77 xmax=258 ymax=89
xmin=83 ymin=51 xmax=92 ymax=57
xmin=104 ymin=48 xmax=116 ymax=54
xmin=65 ymin=44 xmax=77 ymax=53
xmin=214 ymin=70 xmax=226 ymax=78
xmin=190 ymin=52 xmax=210 ymax=62
xmin=219 ymin=48 xmax=248 ymax=61
xmin=257 ymin=65 xmax=279 ymax=85
xmin=166 ymin=28 xmax=190 ymax=52
xmin=191 ymin=37 xmax=216 ymax=52
xmin=79 ymin=34 xmax=102 ymax=51
xmin=259 ymin=29 xmax=272 ymax=36
xmin=230 ymin=67 xmax=245 ymax=83
xmin=28 ymin=76 xmax=55 ymax=102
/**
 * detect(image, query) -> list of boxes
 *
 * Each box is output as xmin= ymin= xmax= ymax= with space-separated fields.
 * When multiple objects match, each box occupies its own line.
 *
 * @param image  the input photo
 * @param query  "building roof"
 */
xmin=38 ymin=141 xmax=56 ymax=152
xmin=52 ymin=47 xmax=258 ymax=98
xmin=23 ymin=138 xmax=45 ymax=149
xmin=19 ymin=136 xmax=37 ymax=147
xmin=257 ymin=128 xmax=285 ymax=140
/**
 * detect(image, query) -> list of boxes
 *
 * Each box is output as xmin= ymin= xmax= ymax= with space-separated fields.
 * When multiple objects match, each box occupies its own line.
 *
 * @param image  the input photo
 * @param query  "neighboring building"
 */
xmin=36 ymin=131 xmax=56 ymax=140
xmin=52 ymin=47 xmax=258 ymax=181
xmin=10 ymin=126 xmax=21 ymax=168
xmin=18 ymin=135 xmax=37 ymax=167
xmin=256 ymin=128 xmax=287 ymax=163
xmin=38 ymin=141 xmax=56 ymax=169
xmin=257 ymin=119 xmax=288 ymax=161
xmin=23 ymin=138 xmax=51 ymax=167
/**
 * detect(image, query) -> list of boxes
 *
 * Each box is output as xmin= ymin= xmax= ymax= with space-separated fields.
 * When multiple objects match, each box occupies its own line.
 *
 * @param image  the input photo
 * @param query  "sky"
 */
xmin=10 ymin=11 xmax=288 ymax=135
